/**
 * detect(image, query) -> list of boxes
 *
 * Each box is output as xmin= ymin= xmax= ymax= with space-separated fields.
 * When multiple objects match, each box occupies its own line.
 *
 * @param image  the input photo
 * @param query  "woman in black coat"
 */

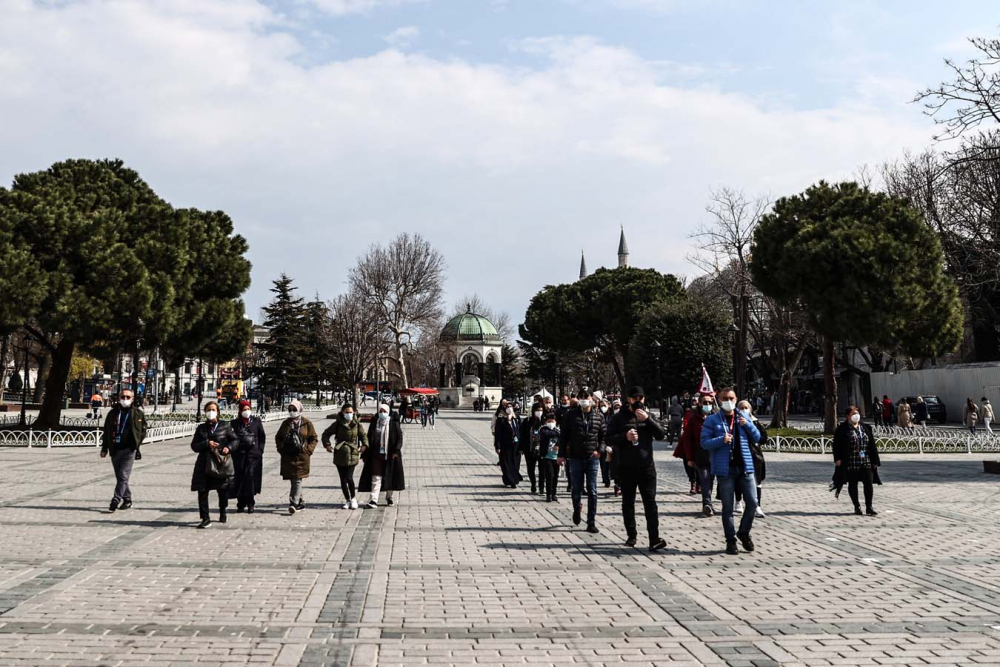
xmin=519 ymin=404 xmax=544 ymax=494
xmin=832 ymin=405 xmax=882 ymax=516
xmin=495 ymin=405 xmax=523 ymax=488
xmin=359 ymin=405 xmax=405 ymax=508
xmin=190 ymin=401 xmax=238 ymax=528
xmin=230 ymin=399 xmax=267 ymax=513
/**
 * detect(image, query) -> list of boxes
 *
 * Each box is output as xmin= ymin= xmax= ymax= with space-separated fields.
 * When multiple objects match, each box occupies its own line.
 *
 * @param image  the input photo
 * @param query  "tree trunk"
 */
xmin=32 ymin=351 xmax=49 ymax=404
xmin=823 ymin=335 xmax=838 ymax=434
xmin=608 ymin=351 xmax=627 ymax=392
xmin=737 ymin=292 xmax=750 ymax=398
xmin=35 ymin=338 xmax=75 ymax=429
xmin=394 ymin=337 xmax=410 ymax=389
xmin=0 ymin=334 xmax=9 ymax=405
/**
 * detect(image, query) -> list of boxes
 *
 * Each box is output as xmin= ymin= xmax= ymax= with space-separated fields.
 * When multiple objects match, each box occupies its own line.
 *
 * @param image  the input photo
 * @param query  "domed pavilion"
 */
xmin=437 ymin=306 xmax=503 ymax=408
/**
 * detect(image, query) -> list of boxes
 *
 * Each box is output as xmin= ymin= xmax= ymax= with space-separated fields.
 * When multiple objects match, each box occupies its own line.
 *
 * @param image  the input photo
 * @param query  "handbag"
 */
xmin=206 ymin=448 xmax=234 ymax=479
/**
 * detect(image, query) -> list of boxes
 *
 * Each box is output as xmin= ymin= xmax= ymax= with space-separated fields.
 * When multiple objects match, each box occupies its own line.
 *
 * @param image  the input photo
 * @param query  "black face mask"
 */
xmin=630 ymin=400 xmax=644 ymax=411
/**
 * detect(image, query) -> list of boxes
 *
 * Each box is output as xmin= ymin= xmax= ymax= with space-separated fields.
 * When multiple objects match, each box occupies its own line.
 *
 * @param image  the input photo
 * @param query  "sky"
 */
xmin=1 ymin=0 xmax=996 ymax=334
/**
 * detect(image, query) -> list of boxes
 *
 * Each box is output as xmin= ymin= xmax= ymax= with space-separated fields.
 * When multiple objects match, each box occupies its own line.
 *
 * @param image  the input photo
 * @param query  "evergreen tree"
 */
xmin=260 ymin=274 xmax=308 ymax=405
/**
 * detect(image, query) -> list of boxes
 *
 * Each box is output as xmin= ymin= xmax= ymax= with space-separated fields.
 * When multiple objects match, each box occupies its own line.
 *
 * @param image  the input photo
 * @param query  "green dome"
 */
xmin=440 ymin=308 xmax=501 ymax=342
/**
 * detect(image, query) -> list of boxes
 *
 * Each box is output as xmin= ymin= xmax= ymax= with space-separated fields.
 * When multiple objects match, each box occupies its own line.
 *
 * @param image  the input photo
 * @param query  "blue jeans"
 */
xmin=717 ymin=472 xmax=758 ymax=542
xmin=697 ymin=464 xmax=714 ymax=507
xmin=569 ymin=457 xmax=599 ymax=525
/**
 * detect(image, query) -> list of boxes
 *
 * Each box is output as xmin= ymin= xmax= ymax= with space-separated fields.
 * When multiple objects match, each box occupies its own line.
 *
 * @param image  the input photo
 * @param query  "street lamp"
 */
xmin=652 ymin=339 xmax=662 ymax=417
xmin=18 ymin=342 xmax=29 ymax=427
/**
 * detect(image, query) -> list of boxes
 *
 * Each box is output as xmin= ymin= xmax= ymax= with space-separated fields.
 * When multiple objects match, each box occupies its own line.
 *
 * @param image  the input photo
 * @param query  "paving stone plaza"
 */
xmin=2 ymin=411 xmax=1000 ymax=666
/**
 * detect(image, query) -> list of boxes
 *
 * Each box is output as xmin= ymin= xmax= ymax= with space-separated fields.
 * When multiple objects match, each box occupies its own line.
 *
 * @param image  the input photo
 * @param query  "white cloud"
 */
xmin=306 ymin=0 xmax=425 ymax=16
xmin=384 ymin=25 xmax=420 ymax=48
xmin=0 ymin=0 xmax=933 ymax=323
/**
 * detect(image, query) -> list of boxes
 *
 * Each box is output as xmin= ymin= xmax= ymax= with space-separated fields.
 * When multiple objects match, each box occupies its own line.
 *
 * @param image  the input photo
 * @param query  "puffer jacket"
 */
xmin=558 ymin=406 xmax=606 ymax=460
xmin=700 ymin=410 xmax=760 ymax=477
xmin=321 ymin=417 xmax=368 ymax=467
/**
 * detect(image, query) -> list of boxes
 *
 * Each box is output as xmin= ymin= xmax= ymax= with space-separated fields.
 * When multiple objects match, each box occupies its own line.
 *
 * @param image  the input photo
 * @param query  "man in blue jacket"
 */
xmin=701 ymin=387 xmax=761 ymax=555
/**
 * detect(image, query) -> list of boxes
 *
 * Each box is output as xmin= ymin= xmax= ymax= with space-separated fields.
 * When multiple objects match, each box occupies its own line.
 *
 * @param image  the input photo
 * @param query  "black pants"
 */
xmin=848 ymin=469 xmax=874 ymax=509
xmin=337 ymin=464 xmax=357 ymax=502
xmin=618 ymin=464 xmax=659 ymax=543
xmin=540 ymin=459 xmax=558 ymax=499
xmin=524 ymin=451 xmax=538 ymax=492
xmin=198 ymin=488 xmax=229 ymax=521
xmin=684 ymin=461 xmax=698 ymax=484
xmin=599 ymin=456 xmax=611 ymax=486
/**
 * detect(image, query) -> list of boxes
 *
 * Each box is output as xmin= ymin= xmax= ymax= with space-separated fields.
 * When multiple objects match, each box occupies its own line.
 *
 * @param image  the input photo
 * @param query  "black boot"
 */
xmin=198 ymin=518 xmax=212 ymax=529
xmin=854 ymin=506 xmax=863 ymax=515
xmin=866 ymin=507 xmax=878 ymax=516
xmin=219 ymin=508 xmax=227 ymax=523
xmin=573 ymin=504 xmax=582 ymax=526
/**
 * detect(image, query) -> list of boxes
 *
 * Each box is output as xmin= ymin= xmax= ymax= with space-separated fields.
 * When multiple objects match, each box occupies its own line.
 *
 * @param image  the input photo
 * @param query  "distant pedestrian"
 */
xmin=558 ymin=389 xmax=605 ymax=534
xmin=101 ymin=389 xmax=147 ymax=512
xmin=964 ymin=398 xmax=979 ymax=434
xmin=897 ymin=401 xmax=913 ymax=429
xmin=538 ymin=412 xmax=561 ymax=502
xmin=191 ymin=402 xmax=237 ymax=529
xmin=872 ymin=397 xmax=883 ymax=427
xmin=666 ymin=398 xmax=684 ymax=445
xmin=735 ymin=400 xmax=767 ymax=519
xmin=913 ymin=396 xmax=929 ymax=428
xmin=607 ymin=386 xmax=667 ymax=552
xmin=832 ymin=405 xmax=881 ymax=517
xmin=90 ymin=392 xmax=104 ymax=421
xmin=520 ymin=402 xmax=544 ymax=494
xmin=677 ymin=393 xmax=715 ymax=515
xmin=230 ymin=399 xmax=266 ymax=513
xmin=322 ymin=403 xmax=367 ymax=510
xmin=276 ymin=399 xmax=318 ymax=514
xmin=495 ymin=402 xmax=523 ymax=488
xmin=701 ymin=387 xmax=761 ymax=555
xmin=882 ymin=395 xmax=894 ymax=426
xmin=359 ymin=403 xmax=405 ymax=507
xmin=982 ymin=398 xmax=994 ymax=436
xmin=598 ymin=399 xmax=613 ymax=488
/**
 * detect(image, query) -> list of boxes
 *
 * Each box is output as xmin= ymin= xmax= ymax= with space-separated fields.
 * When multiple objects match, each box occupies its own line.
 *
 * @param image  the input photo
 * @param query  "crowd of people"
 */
xmin=95 ymin=382 xmax=885 ymax=551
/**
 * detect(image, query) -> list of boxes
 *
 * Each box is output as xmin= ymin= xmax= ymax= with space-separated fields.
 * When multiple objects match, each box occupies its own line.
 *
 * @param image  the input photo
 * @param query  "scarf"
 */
xmin=379 ymin=419 xmax=389 ymax=455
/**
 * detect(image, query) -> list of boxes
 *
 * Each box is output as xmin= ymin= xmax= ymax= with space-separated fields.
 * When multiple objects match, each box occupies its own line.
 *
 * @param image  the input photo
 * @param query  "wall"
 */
xmin=870 ymin=364 xmax=1000 ymax=421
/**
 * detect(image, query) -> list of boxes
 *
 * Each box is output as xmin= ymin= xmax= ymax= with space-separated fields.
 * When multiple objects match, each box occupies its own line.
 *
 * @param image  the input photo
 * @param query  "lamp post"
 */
xmin=18 ymin=342 xmax=29 ymax=428
xmin=652 ymin=339 xmax=662 ymax=418
xmin=727 ymin=323 xmax=739 ymax=392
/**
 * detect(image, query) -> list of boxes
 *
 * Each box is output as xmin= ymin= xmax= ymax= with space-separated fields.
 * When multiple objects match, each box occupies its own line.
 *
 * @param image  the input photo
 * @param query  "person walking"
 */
xmin=558 ymin=389 xmax=606 ymax=534
xmin=897 ymin=400 xmax=913 ymax=429
xmin=964 ymin=398 xmax=979 ymax=434
xmin=872 ymin=396 xmax=883 ymax=427
xmin=832 ymin=405 xmax=881 ymax=516
xmin=276 ymin=399 xmax=318 ymax=514
xmin=230 ymin=399 xmax=266 ymax=513
xmin=598 ymin=398 xmax=613 ymax=488
xmin=322 ymin=404 xmax=368 ymax=510
xmin=913 ymin=396 xmax=929 ymax=428
xmin=677 ymin=393 xmax=716 ymax=515
xmin=359 ymin=403 xmax=405 ymax=507
xmin=191 ymin=402 xmax=237 ymax=529
xmin=674 ymin=396 xmax=701 ymax=495
xmin=607 ymin=386 xmax=667 ymax=552
xmin=538 ymin=412 xmax=561 ymax=502
xmin=666 ymin=398 xmax=684 ymax=445
xmin=90 ymin=392 xmax=104 ymax=421
xmin=495 ymin=402 xmax=523 ymax=488
xmin=100 ymin=389 xmax=147 ymax=512
xmin=882 ymin=395 xmax=894 ymax=427
xmin=701 ymin=387 xmax=761 ymax=555
xmin=982 ymin=397 xmax=994 ymax=436
xmin=520 ymin=402 xmax=544 ymax=494
xmin=735 ymin=400 xmax=767 ymax=518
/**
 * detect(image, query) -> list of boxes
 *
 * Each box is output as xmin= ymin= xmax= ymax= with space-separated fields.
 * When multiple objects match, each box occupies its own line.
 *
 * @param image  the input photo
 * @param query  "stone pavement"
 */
xmin=1 ymin=411 xmax=1000 ymax=666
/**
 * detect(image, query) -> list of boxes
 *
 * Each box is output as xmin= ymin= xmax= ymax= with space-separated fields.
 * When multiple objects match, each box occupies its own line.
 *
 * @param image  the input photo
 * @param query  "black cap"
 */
xmin=628 ymin=386 xmax=645 ymax=398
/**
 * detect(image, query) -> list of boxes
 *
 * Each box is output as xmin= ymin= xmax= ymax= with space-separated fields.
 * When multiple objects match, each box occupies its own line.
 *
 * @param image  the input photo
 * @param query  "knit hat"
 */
xmin=239 ymin=399 xmax=252 ymax=410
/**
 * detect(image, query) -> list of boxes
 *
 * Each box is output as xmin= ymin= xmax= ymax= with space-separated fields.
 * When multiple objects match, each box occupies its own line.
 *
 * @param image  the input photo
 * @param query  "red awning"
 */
xmin=399 ymin=387 xmax=439 ymax=395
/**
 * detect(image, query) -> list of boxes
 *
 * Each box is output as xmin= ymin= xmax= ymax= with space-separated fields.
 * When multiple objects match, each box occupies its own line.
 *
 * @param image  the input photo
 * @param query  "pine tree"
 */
xmin=260 ymin=275 xmax=309 ymax=405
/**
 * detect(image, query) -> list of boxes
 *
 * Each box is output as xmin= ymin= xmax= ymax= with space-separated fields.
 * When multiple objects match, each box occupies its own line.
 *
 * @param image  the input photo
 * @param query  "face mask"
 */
xmin=599 ymin=406 xmax=608 ymax=414
xmin=545 ymin=422 xmax=556 ymax=430
xmin=561 ymin=402 xmax=568 ymax=408
xmin=240 ymin=409 xmax=251 ymax=419
xmin=534 ymin=410 xmax=542 ymax=418
xmin=119 ymin=398 xmax=132 ymax=408
xmin=701 ymin=405 xmax=712 ymax=414
xmin=289 ymin=409 xmax=299 ymax=418
xmin=378 ymin=412 xmax=389 ymax=421
xmin=850 ymin=413 xmax=861 ymax=425
xmin=206 ymin=410 xmax=218 ymax=421
xmin=720 ymin=400 xmax=736 ymax=413
xmin=343 ymin=413 xmax=353 ymax=422
xmin=505 ymin=407 xmax=513 ymax=416
xmin=579 ymin=400 xmax=592 ymax=409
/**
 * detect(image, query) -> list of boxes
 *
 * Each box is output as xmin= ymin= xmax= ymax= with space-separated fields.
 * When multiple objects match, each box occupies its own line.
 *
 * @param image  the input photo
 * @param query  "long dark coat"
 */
xmin=358 ymin=416 xmax=405 ymax=492
xmin=230 ymin=416 xmax=267 ymax=496
xmin=190 ymin=421 xmax=238 ymax=492
xmin=275 ymin=417 xmax=319 ymax=480
xmin=830 ymin=421 xmax=882 ymax=494
xmin=495 ymin=416 xmax=523 ymax=487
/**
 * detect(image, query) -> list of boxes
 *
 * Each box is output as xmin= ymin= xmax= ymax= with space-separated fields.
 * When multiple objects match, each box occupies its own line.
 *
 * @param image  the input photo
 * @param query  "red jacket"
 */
xmin=675 ymin=411 xmax=709 ymax=465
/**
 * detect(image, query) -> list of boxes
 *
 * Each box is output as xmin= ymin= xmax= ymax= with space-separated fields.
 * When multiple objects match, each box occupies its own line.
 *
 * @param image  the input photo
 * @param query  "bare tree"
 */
xmin=349 ymin=234 xmax=446 ymax=389
xmin=451 ymin=294 xmax=513 ymax=342
xmin=326 ymin=291 xmax=387 ymax=411
xmin=915 ymin=36 xmax=1000 ymax=142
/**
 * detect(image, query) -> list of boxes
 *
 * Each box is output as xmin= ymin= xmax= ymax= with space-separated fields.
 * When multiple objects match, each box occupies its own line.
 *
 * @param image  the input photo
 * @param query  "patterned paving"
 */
xmin=0 ymin=411 xmax=999 ymax=666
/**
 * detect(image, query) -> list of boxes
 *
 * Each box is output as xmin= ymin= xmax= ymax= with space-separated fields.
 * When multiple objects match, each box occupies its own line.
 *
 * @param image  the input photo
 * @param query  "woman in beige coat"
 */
xmin=897 ymin=401 xmax=913 ymax=429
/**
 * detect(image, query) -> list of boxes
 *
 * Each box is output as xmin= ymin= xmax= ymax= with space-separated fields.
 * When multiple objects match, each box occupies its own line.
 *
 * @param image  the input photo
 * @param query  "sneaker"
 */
xmin=288 ymin=504 xmax=297 ymax=515
xmin=735 ymin=501 xmax=744 ymax=514
xmin=649 ymin=538 xmax=667 ymax=552
xmin=366 ymin=499 xmax=378 ymax=509
xmin=573 ymin=505 xmax=582 ymax=526
xmin=120 ymin=500 xmax=132 ymax=511
xmin=343 ymin=502 xmax=351 ymax=510
xmin=350 ymin=499 xmax=358 ymax=510
xmin=586 ymin=524 xmax=599 ymax=534
xmin=625 ymin=536 xmax=637 ymax=547
xmin=387 ymin=497 xmax=394 ymax=506
xmin=755 ymin=506 xmax=766 ymax=519
xmin=689 ymin=483 xmax=697 ymax=495
xmin=197 ymin=519 xmax=212 ymax=529
xmin=702 ymin=503 xmax=714 ymax=517
xmin=295 ymin=501 xmax=306 ymax=512
xmin=737 ymin=532 xmax=754 ymax=552
xmin=725 ymin=540 xmax=739 ymax=555
xmin=866 ymin=507 xmax=878 ymax=516
xmin=109 ymin=499 xmax=120 ymax=513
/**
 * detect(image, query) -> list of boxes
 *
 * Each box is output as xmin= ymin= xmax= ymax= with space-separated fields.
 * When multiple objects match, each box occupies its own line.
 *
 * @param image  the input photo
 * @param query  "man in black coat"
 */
xmin=558 ymin=389 xmax=605 ymax=533
xmin=100 ymin=389 xmax=148 ymax=512
xmin=608 ymin=386 xmax=667 ymax=551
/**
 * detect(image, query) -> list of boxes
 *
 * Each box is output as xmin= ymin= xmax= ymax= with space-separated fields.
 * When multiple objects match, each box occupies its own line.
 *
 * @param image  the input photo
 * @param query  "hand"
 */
xmin=221 ymin=447 xmax=230 ymax=455
xmin=557 ymin=458 xmax=566 ymax=466
xmin=724 ymin=433 xmax=733 ymax=444
xmin=324 ymin=445 xmax=332 ymax=452
xmin=495 ymin=449 xmax=500 ymax=455
xmin=635 ymin=409 xmax=648 ymax=422
xmin=835 ymin=460 xmax=842 ymax=467
xmin=392 ymin=453 xmax=399 ymax=460
xmin=100 ymin=449 xmax=108 ymax=459
xmin=209 ymin=440 xmax=219 ymax=449
xmin=627 ymin=429 xmax=638 ymax=442
xmin=592 ymin=451 xmax=600 ymax=458
xmin=738 ymin=417 xmax=747 ymax=427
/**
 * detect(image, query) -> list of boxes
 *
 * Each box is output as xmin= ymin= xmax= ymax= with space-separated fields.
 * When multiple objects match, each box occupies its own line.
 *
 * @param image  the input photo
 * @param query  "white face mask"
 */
xmin=579 ymin=399 xmax=592 ymax=409
xmin=600 ymin=406 xmax=608 ymax=414
xmin=505 ymin=407 xmax=513 ymax=416
xmin=378 ymin=411 xmax=389 ymax=421
xmin=850 ymin=413 xmax=861 ymax=425
xmin=343 ymin=413 xmax=354 ymax=422
xmin=289 ymin=409 xmax=299 ymax=418
xmin=119 ymin=398 xmax=132 ymax=409
xmin=545 ymin=422 xmax=556 ymax=430
xmin=720 ymin=400 xmax=736 ymax=413
xmin=240 ymin=409 xmax=252 ymax=419
xmin=534 ymin=410 xmax=543 ymax=418
xmin=206 ymin=410 xmax=218 ymax=421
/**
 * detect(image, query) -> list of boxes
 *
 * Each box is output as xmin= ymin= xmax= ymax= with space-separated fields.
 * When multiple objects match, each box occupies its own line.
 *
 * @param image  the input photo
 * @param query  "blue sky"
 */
xmin=1 ymin=0 xmax=996 ymax=332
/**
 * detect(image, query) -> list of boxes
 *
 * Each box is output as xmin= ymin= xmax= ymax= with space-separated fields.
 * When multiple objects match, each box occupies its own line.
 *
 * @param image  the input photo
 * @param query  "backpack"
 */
xmin=283 ymin=423 xmax=303 ymax=455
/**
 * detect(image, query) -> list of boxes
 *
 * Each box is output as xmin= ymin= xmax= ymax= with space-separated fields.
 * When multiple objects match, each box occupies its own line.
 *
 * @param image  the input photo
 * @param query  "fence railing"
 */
xmin=766 ymin=433 xmax=1000 ymax=455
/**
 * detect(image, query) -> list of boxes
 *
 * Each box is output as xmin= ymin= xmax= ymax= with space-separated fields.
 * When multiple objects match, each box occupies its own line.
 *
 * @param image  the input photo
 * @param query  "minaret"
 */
xmin=579 ymin=251 xmax=588 ymax=280
xmin=617 ymin=226 xmax=629 ymax=268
